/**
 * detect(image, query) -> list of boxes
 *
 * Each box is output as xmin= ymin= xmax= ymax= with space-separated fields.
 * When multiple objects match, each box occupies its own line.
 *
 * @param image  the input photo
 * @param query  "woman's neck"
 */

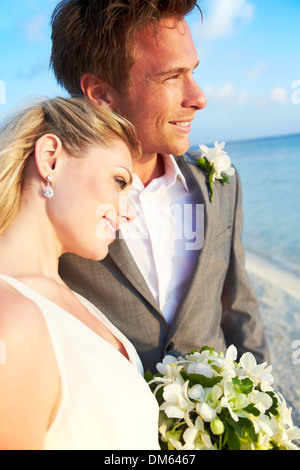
xmin=0 ymin=199 xmax=61 ymax=281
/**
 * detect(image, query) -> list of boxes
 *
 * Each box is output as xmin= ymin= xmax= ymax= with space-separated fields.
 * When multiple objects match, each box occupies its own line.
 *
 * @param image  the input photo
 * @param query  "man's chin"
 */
xmin=170 ymin=139 xmax=191 ymax=157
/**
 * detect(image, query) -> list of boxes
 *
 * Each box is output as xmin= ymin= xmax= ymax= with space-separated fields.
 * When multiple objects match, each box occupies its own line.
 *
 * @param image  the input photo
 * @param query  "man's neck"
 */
xmin=133 ymin=153 xmax=165 ymax=187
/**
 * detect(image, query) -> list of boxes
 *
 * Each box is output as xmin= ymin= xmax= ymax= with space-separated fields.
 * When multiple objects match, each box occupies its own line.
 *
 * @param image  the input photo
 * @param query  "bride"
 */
xmin=0 ymin=97 xmax=159 ymax=450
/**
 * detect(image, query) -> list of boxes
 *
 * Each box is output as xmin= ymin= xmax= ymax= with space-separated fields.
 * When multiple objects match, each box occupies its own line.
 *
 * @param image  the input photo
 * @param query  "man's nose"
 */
xmin=182 ymin=77 xmax=207 ymax=111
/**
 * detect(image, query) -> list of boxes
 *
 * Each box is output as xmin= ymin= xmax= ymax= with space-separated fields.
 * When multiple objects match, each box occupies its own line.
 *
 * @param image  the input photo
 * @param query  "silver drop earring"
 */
xmin=43 ymin=175 xmax=54 ymax=199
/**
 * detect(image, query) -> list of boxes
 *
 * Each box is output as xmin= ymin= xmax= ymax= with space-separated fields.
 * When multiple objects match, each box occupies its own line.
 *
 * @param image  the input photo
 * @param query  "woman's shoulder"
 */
xmin=0 ymin=276 xmax=59 ymax=379
xmin=0 ymin=278 xmax=60 ymax=449
xmin=0 ymin=278 xmax=47 ymax=337
xmin=0 ymin=277 xmax=56 ymax=378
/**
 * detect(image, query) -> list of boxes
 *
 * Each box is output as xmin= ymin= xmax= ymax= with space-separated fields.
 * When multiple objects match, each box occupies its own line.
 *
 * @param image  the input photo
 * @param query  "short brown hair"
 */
xmin=50 ymin=0 xmax=201 ymax=96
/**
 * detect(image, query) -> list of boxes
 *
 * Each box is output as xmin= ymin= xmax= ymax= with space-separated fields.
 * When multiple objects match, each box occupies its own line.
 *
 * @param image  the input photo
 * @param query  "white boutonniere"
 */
xmin=196 ymin=141 xmax=235 ymax=202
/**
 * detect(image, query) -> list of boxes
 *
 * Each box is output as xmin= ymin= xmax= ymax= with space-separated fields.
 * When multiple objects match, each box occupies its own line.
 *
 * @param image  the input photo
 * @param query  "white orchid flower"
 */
xmin=197 ymin=141 xmax=235 ymax=202
xmin=156 ymin=355 xmax=180 ymax=376
xmin=160 ymin=382 xmax=194 ymax=427
xmin=239 ymin=352 xmax=274 ymax=391
xmin=188 ymin=384 xmax=222 ymax=423
xmin=199 ymin=141 xmax=235 ymax=182
xmin=221 ymin=381 xmax=249 ymax=422
xmin=187 ymin=362 xmax=215 ymax=378
xmin=183 ymin=417 xmax=215 ymax=450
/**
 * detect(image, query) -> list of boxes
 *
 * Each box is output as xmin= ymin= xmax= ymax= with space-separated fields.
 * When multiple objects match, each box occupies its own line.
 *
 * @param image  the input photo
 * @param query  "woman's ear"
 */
xmin=34 ymin=134 xmax=62 ymax=181
xmin=80 ymin=73 xmax=115 ymax=109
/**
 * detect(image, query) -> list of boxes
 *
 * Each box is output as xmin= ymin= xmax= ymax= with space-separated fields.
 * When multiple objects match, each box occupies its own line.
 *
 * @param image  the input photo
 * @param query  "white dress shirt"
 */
xmin=120 ymin=154 xmax=204 ymax=325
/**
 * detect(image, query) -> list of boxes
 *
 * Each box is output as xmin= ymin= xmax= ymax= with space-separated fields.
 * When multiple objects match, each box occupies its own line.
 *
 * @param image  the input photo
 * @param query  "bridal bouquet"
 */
xmin=146 ymin=345 xmax=300 ymax=450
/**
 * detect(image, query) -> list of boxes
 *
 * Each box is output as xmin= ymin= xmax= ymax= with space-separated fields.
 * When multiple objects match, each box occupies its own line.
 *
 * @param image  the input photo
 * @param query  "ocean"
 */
xmin=193 ymin=133 xmax=300 ymax=278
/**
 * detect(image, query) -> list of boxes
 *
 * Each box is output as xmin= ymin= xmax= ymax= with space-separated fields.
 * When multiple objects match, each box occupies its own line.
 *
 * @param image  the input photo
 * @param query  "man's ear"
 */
xmin=34 ymin=134 xmax=62 ymax=181
xmin=80 ymin=73 xmax=115 ymax=109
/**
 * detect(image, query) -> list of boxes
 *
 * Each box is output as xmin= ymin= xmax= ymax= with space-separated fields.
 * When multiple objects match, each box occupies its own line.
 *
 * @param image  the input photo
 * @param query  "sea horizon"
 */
xmin=191 ymin=131 xmax=300 ymax=150
xmin=192 ymin=132 xmax=300 ymax=281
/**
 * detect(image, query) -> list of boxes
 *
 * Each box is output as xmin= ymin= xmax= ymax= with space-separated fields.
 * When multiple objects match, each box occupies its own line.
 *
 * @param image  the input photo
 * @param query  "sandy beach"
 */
xmin=245 ymin=252 xmax=300 ymax=431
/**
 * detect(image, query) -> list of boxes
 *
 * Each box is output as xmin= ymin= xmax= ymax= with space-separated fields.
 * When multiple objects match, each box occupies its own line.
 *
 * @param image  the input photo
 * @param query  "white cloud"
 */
xmin=245 ymin=60 xmax=267 ymax=79
xmin=205 ymin=84 xmax=289 ymax=109
xmin=195 ymin=0 xmax=255 ymax=41
xmin=257 ymin=87 xmax=288 ymax=108
xmin=270 ymin=87 xmax=288 ymax=105
xmin=23 ymin=12 xmax=49 ymax=42
xmin=204 ymin=82 xmax=249 ymax=106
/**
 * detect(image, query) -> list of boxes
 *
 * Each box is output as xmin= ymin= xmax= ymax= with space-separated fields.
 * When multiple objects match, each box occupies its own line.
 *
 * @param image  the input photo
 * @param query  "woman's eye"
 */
xmin=115 ymin=177 xmax=128 ymax=190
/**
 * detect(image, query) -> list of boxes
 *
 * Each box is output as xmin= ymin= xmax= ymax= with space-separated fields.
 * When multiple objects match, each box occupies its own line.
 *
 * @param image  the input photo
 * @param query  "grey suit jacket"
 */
xmin=59 ymin=153 xmax=270 ymax=373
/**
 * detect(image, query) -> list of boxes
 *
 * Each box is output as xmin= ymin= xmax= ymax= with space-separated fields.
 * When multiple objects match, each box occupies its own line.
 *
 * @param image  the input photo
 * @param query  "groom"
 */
xmin=51 ymin=0 xmax=270 ymax=372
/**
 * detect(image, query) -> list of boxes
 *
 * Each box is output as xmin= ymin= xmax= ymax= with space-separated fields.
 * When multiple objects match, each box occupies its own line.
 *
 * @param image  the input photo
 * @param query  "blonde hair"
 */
xmin=0 ymin=96 xmax=140 ymax=235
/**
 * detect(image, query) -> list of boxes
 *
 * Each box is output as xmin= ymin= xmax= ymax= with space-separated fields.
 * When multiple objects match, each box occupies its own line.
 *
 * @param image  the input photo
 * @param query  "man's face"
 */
xmin=112 ymin=17 xmax=206 ymax=159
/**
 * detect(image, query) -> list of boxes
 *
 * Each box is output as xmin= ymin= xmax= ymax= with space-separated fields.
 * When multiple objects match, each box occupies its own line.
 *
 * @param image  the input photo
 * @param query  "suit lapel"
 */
xmin=168 ymin=155 xmax=218 ymax=337
xmin=108 ymin=235 xmax=161 ymax=313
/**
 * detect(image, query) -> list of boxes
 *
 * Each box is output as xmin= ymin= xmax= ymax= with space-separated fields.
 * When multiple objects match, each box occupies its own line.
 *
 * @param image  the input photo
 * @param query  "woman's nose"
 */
xmin=118 ymin=196 xmax=135 ymax=224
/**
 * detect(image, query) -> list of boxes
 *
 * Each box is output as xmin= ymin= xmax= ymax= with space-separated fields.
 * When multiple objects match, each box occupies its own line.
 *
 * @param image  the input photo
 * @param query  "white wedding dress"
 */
xmin=0 ymin=274 xmax=159 ymax=450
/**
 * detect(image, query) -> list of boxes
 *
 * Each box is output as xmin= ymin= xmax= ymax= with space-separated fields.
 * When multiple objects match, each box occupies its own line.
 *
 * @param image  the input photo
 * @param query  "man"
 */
xmin=51 ymin=0 xmax=270 ymax=372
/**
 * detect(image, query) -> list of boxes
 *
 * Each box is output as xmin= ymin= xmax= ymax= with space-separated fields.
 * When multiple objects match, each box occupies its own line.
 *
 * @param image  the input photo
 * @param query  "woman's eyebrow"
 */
xmin=121 ymin=167 xmax=133 ymax=185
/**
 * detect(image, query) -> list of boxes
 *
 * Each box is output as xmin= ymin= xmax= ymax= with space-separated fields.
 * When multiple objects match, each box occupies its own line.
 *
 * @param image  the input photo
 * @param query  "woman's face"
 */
xmin=48 ymin=139 xmax=134 ymax=260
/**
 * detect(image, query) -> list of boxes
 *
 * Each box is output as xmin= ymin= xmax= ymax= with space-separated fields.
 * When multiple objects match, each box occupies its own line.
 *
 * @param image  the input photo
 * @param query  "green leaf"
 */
xmin=239 ymin=417 xmax=258 ymax=443
xmin=200 ymin=346 xmax=216 ymax=354
xmin=232 ymin=377 xmax=254 ymax=395
xmin=243 ymin=403 xmax=260 ymax=417
xmin=265 ymin=391 xmax=279 ymax=417
xmin=211 ymin=365 xmax=222 ymax=374
xmin=180 ymin=371 xmax=222 ymax=388
xmin=144 ymin=369 xmax=154 ymax=383
xmin=196 ymin=156 xmax=212 ymax=172
xmin=226 ymin=424 xmax=241 ymax=450
xmin=221 ymin=174 xmax=230 ymax=184
xmin=165 ymin=427 xmax=184 ymax=442
xmin=228 ymin=418 xmax=244 ymax=438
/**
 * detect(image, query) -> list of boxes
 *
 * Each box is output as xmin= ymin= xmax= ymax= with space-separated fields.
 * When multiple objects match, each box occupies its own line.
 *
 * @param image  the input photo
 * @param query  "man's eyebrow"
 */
xmin=151 ymin=61 xmax=200 ymax=81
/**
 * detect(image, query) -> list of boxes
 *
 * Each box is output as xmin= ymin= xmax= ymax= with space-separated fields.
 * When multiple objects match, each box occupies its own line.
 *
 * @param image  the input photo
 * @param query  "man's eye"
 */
xmin=115 ymin=177 xmax=128 ymax=190
xmin=167 ymin=74 xmax=180 ymax=81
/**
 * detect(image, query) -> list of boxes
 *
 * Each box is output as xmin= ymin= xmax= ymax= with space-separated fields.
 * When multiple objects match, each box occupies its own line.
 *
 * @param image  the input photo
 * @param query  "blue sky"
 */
xmin=0 ymin=0 xmax=299 ymax=145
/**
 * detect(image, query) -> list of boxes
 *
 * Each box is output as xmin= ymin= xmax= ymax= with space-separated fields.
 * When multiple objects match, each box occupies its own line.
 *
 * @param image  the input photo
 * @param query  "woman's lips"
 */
xmin=104 ymin=217 xmax=118 ymax=239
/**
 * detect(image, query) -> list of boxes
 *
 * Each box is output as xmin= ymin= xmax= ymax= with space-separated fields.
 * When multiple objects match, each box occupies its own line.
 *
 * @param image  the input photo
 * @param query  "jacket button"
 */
xmin=166 ymin=342 xmax=174 ymax=352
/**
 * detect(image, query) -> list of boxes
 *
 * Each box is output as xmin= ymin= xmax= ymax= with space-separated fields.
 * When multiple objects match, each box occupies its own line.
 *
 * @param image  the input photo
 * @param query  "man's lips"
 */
xmin=169 ymin=119 xmax=193 ymax=132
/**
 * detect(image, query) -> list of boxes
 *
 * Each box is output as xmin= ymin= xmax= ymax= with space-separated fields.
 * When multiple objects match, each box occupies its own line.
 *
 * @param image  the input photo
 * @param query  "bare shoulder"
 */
xmin=0 ymin=280 xmax=60 ymax=450
xmin=0 ymin=280 xmax=49 ymax=341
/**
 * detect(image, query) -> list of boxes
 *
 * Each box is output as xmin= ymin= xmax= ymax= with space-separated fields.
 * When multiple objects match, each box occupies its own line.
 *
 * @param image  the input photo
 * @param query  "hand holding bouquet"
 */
xmin=146 ymin=345 xmax=300 ymax=450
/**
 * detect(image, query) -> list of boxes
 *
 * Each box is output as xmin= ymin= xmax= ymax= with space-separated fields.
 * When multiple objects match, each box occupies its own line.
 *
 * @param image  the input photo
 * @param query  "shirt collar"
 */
xmin=132 ymin=154 xmax=189 ymax=193
xmin=163 ymin=154 xmax=189 ymax=192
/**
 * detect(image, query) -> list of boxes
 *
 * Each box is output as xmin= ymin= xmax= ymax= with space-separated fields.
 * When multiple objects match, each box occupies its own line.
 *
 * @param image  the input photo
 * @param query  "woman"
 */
xmin=0 ymin=97 xmax=159 ymax=450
